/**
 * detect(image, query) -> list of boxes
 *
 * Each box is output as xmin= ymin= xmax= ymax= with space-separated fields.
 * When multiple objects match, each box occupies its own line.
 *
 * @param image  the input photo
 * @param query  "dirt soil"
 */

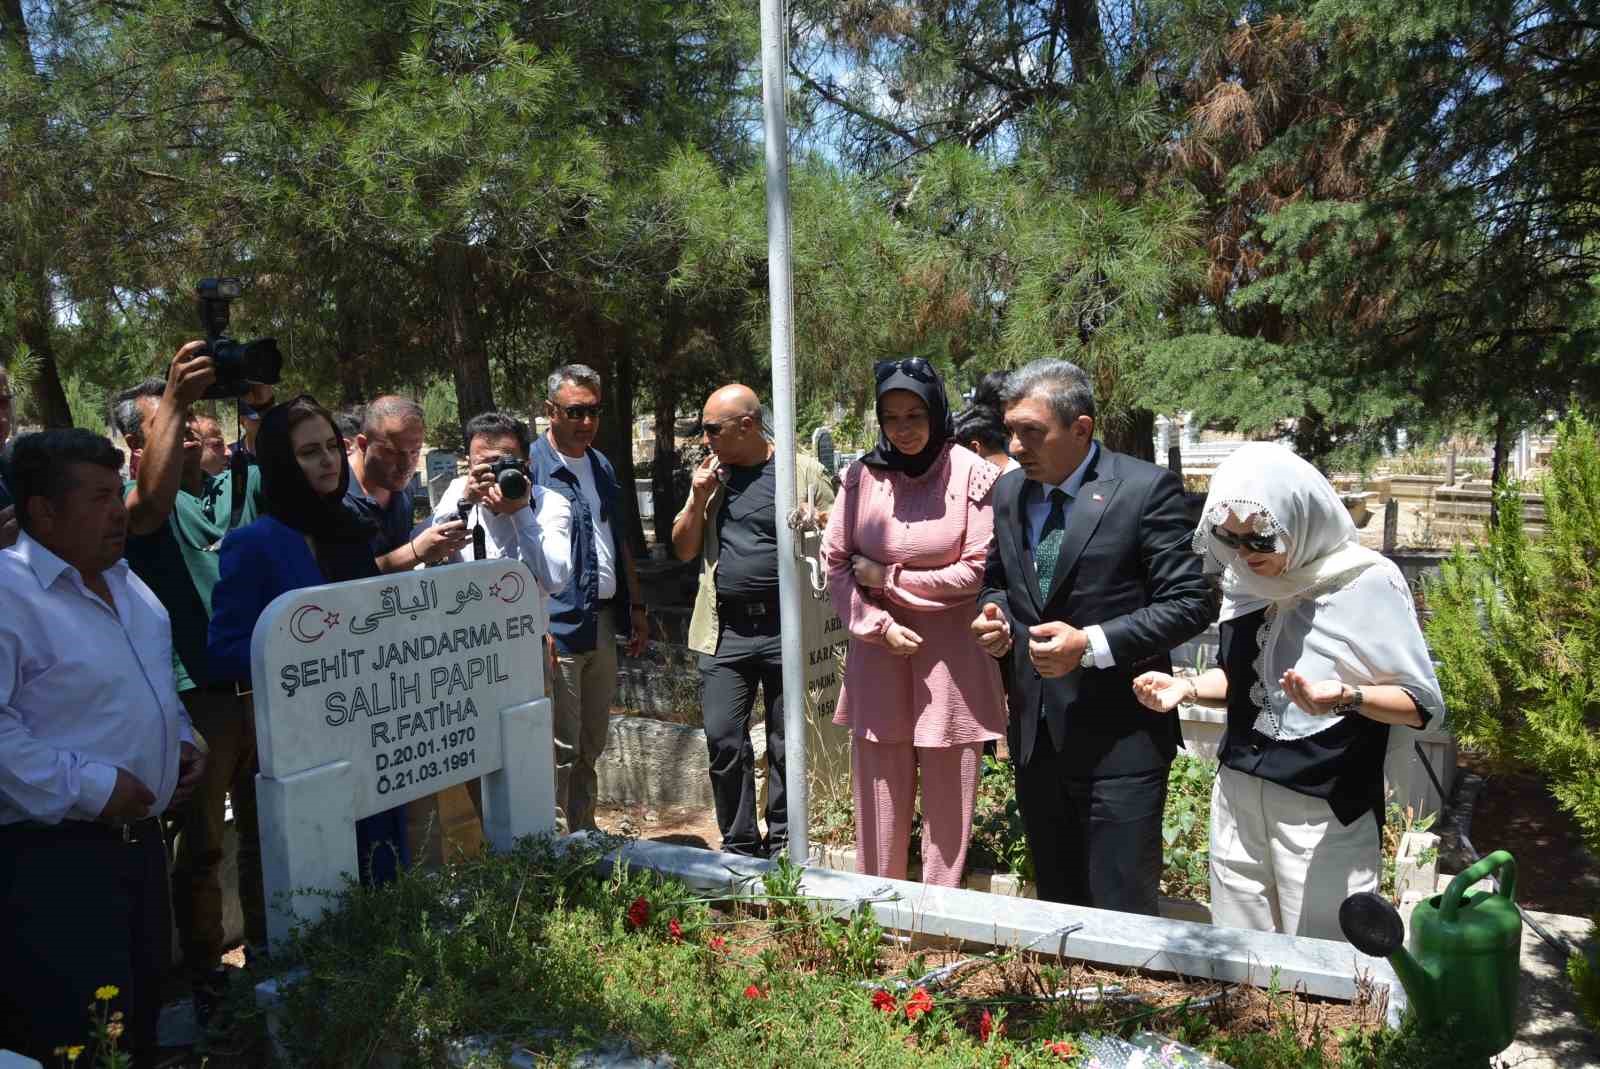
xmin=596 ymin=803 xmax=726 ymax=852
xmin=1453 ymin=753 xmax=1600 ymax=917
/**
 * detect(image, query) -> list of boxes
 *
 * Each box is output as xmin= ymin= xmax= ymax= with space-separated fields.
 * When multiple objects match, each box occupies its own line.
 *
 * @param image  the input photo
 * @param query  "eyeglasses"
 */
xmin=701 ymin=415 xmax=748 ymax=439
xmin=1210 ymin=524 xmax=1281 ymax=555
xmin=874 ymin=357 xmax=938 ymax=385
xmin=556 ymin=404 xmax=602 ymax=421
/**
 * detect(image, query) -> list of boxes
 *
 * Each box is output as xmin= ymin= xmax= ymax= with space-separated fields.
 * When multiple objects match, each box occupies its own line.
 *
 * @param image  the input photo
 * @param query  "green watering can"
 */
xmin=1340 ymin=850 xmax=1523 ymax=1056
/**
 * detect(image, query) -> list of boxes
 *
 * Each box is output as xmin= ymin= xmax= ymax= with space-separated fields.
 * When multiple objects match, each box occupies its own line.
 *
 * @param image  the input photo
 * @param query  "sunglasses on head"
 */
xmin=555 ymin=403 xmax=602 ymax=421
xmin=1210 ymin=524 xmax=1281 ymax=555
xmin=874 ymin=357 xmax=938 ymax=385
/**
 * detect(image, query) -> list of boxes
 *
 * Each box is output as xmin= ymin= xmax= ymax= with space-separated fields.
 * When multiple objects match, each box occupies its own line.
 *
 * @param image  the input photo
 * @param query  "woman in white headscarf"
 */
xmin=1131 ymin=443 xmax=1443 ymax=940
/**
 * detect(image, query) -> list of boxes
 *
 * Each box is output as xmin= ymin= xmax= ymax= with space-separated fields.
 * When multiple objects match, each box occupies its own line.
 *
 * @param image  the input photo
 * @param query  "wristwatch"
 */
xmin=1333 ymin=684 xmax=1364 ymax=716
xmin=1080 ymin=645 xmax=1097 ymax=669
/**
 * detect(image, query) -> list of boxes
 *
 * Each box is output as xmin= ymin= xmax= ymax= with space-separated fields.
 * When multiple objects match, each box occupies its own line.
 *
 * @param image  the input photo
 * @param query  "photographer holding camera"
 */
xmin=430 ymin=411 xmax=573 ymax=615
xmin=112 ymin=341 xmax=274 ymax=1025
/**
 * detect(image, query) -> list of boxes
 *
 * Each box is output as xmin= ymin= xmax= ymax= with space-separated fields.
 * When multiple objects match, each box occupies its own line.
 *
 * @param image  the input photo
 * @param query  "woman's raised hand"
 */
xmin=1132 ymin=671 xmax=1191 ymax=713
xmin=1280 ymin=669 xmax=1348 ymax=716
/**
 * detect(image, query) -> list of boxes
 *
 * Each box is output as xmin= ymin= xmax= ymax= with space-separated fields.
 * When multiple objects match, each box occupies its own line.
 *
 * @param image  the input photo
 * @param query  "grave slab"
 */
xmin=591 ymin=836 xmax=1406 ymax=1018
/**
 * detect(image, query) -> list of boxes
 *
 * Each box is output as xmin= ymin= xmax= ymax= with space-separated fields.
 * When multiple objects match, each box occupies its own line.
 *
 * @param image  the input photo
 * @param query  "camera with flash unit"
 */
xmin=196 ymin=277 xmax=282 ymax=399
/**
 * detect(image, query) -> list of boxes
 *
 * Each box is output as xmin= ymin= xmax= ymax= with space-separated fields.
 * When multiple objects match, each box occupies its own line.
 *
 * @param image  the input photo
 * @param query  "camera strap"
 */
xmin=227 ymin=404 xmax=251 ymax=532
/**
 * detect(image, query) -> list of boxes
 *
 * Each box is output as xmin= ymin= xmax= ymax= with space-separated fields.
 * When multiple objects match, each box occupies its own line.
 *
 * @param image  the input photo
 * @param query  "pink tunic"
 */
xmin=825 ymin=444 xmax=1006 ymax=747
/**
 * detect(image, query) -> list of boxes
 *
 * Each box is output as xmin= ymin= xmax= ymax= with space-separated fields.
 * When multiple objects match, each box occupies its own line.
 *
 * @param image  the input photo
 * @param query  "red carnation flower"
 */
xmin=904 ymin=987 xmax=933 ymax=1021
xmin=743 ymin=984 xmax=765 ymax=999
xmin=668 ymin=918 xmax=683 ymax=943
xmin=1043 ymin=1038 xmax=1076 ymax=1061
xmin=709 ymin=935 xmax=728 ymax=954
xmin=870 ymin=989 xmax=897 ymax=1014
xmin=979 ymin=1009 xmax=996 ymax=1042
xmin=625 ymin=896 xmax=650 ymax=930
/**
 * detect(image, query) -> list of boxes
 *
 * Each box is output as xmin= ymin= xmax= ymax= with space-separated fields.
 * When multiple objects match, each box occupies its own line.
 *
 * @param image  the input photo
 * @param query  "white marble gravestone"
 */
xmin=251 ymin=560 xmax=555 ymax=947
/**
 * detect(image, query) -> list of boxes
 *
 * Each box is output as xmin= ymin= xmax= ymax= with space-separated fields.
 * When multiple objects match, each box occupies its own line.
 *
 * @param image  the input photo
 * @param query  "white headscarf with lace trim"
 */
xmin=1193 ymin=443 xmax=1443 ymax=742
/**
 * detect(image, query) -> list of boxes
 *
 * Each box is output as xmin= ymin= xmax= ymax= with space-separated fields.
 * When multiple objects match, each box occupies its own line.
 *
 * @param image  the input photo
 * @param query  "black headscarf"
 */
xmin=859 ymin=357 xmax=955 ymax=478
xmin=256 ymin=395 xmax=377 ymax=579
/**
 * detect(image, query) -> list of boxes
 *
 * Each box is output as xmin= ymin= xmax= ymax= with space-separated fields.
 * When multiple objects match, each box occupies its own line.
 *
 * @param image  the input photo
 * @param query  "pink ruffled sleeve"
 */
xmin=824 ymin=463 xmax=895 ymax=644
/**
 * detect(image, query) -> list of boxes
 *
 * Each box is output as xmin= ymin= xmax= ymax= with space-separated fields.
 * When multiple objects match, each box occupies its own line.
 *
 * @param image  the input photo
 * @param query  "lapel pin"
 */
xmin=1092 ymin=493 xmax=1104 ymax=502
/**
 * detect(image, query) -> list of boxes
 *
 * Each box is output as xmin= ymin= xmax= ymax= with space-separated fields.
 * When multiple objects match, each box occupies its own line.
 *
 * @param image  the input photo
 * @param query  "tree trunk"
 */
xmin=2 ymin=2 xmax=73 ymax=429
xmin=1104 ymin=406 xmax=1156 ymax=463
xmin=650 ymin=309 xmax=686 ymax=546
xmin=1490 ymin=409 xmax=1510 ymax=525
xmin=335 ymin=282 xmax=366 ymax=406
xmin=18 ymin=276 xmax=72 ymax=428
xmin=652 ymin=376 xmax=680 ymax=546
xmin=435 ymin=238 xmax=493 ymax=431
xmin=608 ymin=342 xmax=647 ymax=558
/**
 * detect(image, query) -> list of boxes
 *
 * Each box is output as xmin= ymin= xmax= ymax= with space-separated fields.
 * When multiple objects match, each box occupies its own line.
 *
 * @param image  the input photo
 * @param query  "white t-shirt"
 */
xmin=556 ymin=451 xmax=617 ymax=600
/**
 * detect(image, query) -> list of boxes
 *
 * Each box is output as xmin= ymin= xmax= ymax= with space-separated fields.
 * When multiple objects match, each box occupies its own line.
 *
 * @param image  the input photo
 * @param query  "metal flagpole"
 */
xmin=758 ymin=0 xmax=809 ymax=864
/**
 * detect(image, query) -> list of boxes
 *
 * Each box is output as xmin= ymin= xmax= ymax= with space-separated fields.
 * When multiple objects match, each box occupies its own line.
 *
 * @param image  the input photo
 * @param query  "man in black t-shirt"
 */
xmin=672 ymin=385 xmax=834 ymax=857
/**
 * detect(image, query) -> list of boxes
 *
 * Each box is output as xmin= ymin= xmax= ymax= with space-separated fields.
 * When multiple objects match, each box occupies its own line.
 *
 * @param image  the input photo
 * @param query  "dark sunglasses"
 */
xmin=701 ymin=415 xmax=747 ymax=439
xmin=874 ymin=357 xmax=938 ymax=385
xmin=1210 ymin=524 xmax=1281 ymax=555
xmin=555 ymin=403 xmax=602 ymax=421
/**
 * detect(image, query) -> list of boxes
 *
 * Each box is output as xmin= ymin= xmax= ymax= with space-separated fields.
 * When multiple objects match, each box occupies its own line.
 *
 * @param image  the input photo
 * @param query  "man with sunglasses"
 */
xmin=672 ymin=384 xmax=834 ymax=858
xmin=530 ymin=363 xmax=649 ymax=834
xmin=972 ymin=359 xmax=1217 ymax=915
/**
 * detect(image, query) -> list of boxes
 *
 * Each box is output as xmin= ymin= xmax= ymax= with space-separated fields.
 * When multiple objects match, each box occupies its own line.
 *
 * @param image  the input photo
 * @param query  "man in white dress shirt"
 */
xmin=0 ymin=429 xmax=206 ymax=1065
xmin=430 ymin=410 xmax=573 ymax=621
xmin=431 ymin=411 xmax=572 ymax=826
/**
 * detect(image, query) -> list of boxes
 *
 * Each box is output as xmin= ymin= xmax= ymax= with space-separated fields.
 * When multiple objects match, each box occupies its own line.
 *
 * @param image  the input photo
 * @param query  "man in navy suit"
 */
xmin=973 ymin=359 xmax=1217 ymax=914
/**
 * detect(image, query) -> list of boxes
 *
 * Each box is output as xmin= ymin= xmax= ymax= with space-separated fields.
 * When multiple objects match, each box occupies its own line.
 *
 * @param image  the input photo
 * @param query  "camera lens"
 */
xmin=497 ymin=467 xmax=529 ymax=499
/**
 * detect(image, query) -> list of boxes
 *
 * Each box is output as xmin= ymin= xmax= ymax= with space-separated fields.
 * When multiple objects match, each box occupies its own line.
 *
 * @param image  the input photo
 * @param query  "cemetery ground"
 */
xmin=188 ymin=837 xmax=1477 ymax=1069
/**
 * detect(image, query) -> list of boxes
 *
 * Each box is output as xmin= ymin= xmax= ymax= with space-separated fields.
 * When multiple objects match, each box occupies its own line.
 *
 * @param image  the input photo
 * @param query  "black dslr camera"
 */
xmin=196 ymin=277 xmax=283 ymax=399
xmin=454 ymin=457 xmax=530 ymax=525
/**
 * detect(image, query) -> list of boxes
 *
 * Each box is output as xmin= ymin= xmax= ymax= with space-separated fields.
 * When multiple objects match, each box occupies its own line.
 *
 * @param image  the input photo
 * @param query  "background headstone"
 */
xmin=812 ymin=426 xmax=835 ymax=474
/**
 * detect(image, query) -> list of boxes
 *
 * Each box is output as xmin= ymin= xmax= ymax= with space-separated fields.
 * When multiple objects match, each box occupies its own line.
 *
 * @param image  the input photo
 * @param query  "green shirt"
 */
xmin=123 ymin=465 xmax=263 ymax=691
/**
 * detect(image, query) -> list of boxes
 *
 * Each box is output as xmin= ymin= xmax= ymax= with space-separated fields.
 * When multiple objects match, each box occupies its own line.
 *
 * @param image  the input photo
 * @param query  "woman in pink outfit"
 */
xmin=824 ymin=357 xmax=1006 ymax=886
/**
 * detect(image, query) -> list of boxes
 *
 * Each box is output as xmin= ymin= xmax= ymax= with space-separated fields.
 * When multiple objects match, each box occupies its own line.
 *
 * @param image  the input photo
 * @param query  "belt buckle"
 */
xmin=122 ymin=822 xmax=134 ymax=844
xmin=235 ymin=681 xmax=253 ymax=698
xmin=747 ymin=603 xmax=767 ymax=618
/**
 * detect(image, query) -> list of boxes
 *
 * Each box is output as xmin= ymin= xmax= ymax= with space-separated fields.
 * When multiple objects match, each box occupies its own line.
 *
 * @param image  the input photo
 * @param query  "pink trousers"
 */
xmin=851 ymin=738 xmax=982 ymax=887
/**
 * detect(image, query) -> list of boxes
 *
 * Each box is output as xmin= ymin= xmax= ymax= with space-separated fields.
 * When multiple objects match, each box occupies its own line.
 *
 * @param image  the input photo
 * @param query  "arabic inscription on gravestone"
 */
xmin=252 ymin=561 xmax=545 ymax=819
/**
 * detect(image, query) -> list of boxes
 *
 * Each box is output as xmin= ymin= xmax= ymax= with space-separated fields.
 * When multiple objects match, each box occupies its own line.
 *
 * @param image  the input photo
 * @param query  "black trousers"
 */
xmin=700 ymin=612 xmax=786 ymax=857
xmin=1015 ymin=734 xmax=1169 ymax=915
xmin=0 ymin=819 xmax=171 ymax=1066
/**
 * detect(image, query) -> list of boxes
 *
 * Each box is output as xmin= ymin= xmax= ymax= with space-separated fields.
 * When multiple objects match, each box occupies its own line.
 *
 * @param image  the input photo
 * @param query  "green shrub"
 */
xmin=1570 ymin=912 xmax=1600 ymax=1032
xmin=1424 ymin=413 xmax=1600 ymax=855
xmin=1161 ymin=755 xmax=1216 ymax=902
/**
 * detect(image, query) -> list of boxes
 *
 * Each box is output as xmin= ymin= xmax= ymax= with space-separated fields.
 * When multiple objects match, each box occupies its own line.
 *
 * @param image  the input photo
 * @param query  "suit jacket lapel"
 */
xmin=1044 ymin=453 xmax=1122 ymax=606
xmin=1005 ymin=475 xmax=1044 ymax=616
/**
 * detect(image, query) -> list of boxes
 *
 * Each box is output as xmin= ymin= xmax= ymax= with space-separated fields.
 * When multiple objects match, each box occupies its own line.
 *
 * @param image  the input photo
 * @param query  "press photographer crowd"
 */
xmin=0 ymin=284 xmax=1445 ymax=1066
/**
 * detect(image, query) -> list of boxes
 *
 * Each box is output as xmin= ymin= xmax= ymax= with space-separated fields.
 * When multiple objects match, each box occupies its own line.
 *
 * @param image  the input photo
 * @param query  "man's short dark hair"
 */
xmin=954 ymin=403 xmax=1008 ymax=454
xmin=361 ymin=396 xmax=424 ymax=437
xmin=110 ymin=378 xmax=167 ymax=445
xmin=1001 ymin=359 xmax=1096 ymax=426
xmin=335 ymin=406 xmax=364 ymax=441
xmin=9 ymin=429 xmax=123 ymax=533
xmin=462 ymin=412 xmax=531 ymax=457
